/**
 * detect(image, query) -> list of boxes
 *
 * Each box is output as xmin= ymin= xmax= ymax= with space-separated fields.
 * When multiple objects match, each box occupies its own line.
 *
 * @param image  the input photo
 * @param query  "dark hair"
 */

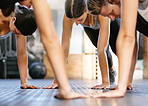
xmin=14 ymin=5 xmax=37 ymax=36
xmin=1 ymin=5 xmax=15 ymax=17
xmin=65 ymin=0 xmax=86 ymax=18
xmin=87 ymin=0 xmax=104 ymax=15
xmin=107 ymin=0 xmax=120 ymax=6
xmin=0 ymin=0 xmax=23 ymax=9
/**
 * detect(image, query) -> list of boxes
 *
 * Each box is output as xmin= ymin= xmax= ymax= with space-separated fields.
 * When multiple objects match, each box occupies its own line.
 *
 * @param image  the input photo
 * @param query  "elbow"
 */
xmin=120 ymin=34 xmax=136 ymax=45
xmin=97 ymin=47 xmax=107 ymax=56
xmin=117 ymin=34 xmax=136 ymax=51
xmin=40 ymin=32 xmax=59 ymax=47
xmin=124 ymin=35 xmax=135 ymax=42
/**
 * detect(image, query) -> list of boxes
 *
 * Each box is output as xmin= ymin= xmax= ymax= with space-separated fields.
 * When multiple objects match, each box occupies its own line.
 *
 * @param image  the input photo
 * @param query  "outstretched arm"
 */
xmin=42 ymin=14 xmax=73 ymax=89
xmin=62 ymin=14 xmax=73 ymax=62
xmin=32 ymin=0 xmax=87 ymax=99
xmin=92 ymin=15 xmax=110 ymax=89
xmin=94 ymin=0 xmax=139 ymax=98
xmin=116 ymin=0 xmax=138 ymax=93
xmin=16 ymin=35 xmax=40 ymax=89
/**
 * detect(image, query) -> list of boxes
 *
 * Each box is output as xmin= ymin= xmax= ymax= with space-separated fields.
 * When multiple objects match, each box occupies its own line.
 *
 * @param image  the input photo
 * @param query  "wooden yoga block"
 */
xmin=43 ymin=54 xmax=97 ymax=80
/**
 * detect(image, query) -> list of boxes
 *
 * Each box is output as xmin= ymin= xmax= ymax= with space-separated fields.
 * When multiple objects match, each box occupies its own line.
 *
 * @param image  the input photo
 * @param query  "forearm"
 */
xmin=17 ymin=52 xmax=28 ymax=84
xmin=41 ymin=33 xmax=71 ymax=92
xmin=62 ymin=45 xmax=70 ymax=63
xmin=32 ymin=0 xmax=71 ymax=94
xmin=116 ymin=31 xmax=136 ymax=91
xmin=117 ymin=0 xmax=138 ymax=92
xmin=98 ymin=50 xmax=109 ymax=83
xmin=128 ymin=37 xmax=138 ymax=84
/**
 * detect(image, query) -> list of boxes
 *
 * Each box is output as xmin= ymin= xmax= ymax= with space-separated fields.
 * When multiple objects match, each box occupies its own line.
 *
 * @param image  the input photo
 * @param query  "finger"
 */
xmin=54 ymin=85 xmax=58 ymax=89
xmin=96 ymin=86 xmax=104 ymax=89
xmin=78 ymin=94 xmax=89 ymax=98
xmin=30 ymin=85 xmax=40 ymax=89
xmin=109 ymin=86 xmax=117 ymax=90
xmin=104 ymin=86 xmax=109 ymax=89
xmin=91 ymin=85 xmax=100 ymax=89
xmin=127 ymin=86 xmax=133 ymax=90
xmin=54 ymin=94 xmax=61 ymax=99
xmin=20 ymin=86 xmax=27 ymax=89
xmin=27 ymin=85 xmax=33 ymax=89
xmin=104 ymin=86 xmax=107 ymax=89
xmin=54 ymin=93 xmax=89 ymax=100
xmin=42 ymin=86 xmax=50 ymax=89
xmin=52 ymin=85 xmax=58 ymax=89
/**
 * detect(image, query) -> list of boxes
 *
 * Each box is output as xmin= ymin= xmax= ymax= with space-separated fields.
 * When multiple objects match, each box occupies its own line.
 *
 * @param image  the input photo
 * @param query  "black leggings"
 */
xmin=83 ymin=13 xmax=148 ymax=69
xmin=83 ymin=18 xmax=121 ymax=68
xmin=136 ymin=12 xmax=148 ymax=36
xmin=109 ymin=13 xmax=148 ymax=55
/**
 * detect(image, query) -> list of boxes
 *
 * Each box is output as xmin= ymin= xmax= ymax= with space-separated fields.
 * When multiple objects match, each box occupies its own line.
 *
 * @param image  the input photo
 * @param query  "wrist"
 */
xmin=117 ymin=85 xmax=127 ymax=93
xmin=59 ymin=87 xmax=72 ymax=95
xmin=21 ymin=82 xmax=28 ymax=85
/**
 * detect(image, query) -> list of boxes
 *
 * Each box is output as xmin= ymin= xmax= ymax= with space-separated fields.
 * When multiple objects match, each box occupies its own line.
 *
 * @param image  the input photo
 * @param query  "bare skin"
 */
xmin=91 ymin=83 xmax=110 ymax=89
xmin=19 ymin=0 xmax=32 ymax=8
xmin=109 ymin=84 xmax=133 ymax=90
xmin=44 ymin=12 xmax=112 ymax=89
xmin=0 ymin=9 xmax=40 ymax=89
xmin=16 ymin=34 xmax=40 ymax=89
xmin=32 ymin=0 xmax=87 ymax=99
xmin=91 ymin=0 xmax=139 ymax=98
xmin=42 ymin=79 xmax=58 ymax=89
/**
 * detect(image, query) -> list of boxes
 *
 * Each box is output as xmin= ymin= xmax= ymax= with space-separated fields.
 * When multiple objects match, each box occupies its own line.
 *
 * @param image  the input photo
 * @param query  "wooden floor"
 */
xmin=0 ymin=79 xmax=148 ymax=106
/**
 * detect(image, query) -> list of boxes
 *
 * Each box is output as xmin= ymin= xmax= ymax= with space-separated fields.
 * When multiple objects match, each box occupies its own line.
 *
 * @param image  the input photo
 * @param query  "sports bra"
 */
xmin=0 ymin=31 xmax=12 ymax=40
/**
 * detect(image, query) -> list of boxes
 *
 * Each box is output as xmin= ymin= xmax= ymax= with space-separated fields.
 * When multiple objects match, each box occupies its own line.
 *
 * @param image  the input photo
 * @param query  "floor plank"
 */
xmin=0 ymin=79 xmax=148 ymax=106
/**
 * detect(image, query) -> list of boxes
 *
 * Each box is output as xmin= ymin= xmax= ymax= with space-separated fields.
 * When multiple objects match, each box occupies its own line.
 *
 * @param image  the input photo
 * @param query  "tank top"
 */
xmin=138 ymin=0 xmax=148 ymax=22
xmin=0 ymin=31 xmax=12 ymax=40
xmin=81 ymin=16 xmax=100 ymax=30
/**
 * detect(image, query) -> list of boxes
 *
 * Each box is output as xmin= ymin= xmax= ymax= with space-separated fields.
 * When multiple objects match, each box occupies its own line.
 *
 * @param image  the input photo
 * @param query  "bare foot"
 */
xmin=91 ymin=83 xmax=110 ymax=89
xmin=55 ymin=91 xmax=89 ymax=99
xmin=42 ymin=83 xmax=58 ymax=89
xmin=93 ymin=89 xmax=125 ymax=98
xmin=20 ymin=83 xmax=40 ymax=89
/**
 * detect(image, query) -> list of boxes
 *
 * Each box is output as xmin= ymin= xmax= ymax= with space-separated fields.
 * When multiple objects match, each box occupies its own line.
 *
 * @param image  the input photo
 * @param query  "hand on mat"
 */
xmin=91 ymin=83 xmax=110 ymax=89
xmin=109 ymin=85 xmax=133 ymax=90
xmin=20 ymin=83 xmax=40 ymax=89
xmin=92 ymin=89 xmax=125 ymax=98
xmin=55 ymin=91 xmax=89 ymax=100
xmin=42 ymin=83 xmax=58 ymax=89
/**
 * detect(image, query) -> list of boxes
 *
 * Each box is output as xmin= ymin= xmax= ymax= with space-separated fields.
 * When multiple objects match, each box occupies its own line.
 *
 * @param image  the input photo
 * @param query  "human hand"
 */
xmin=42 ymin=83 xmax=58 ymax=89
xmin=91 ymin=83 xmax=110 ymax=89
xmin=55 ymin=91 xmax=89 ymax=100
xmin=20 ymin=83 xmax=40 ymax=89
xmin=109 ymin=85 xmax=133 ymax=90
xmin=92 ymin=89 xmax=125 ymax=98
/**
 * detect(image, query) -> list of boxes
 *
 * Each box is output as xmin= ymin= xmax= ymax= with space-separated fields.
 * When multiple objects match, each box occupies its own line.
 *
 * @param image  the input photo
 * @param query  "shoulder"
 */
xmin=97 ymin=15 xmax=110 ymax=23
xmin=63 ymin=13 xmax=74 ymax=24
